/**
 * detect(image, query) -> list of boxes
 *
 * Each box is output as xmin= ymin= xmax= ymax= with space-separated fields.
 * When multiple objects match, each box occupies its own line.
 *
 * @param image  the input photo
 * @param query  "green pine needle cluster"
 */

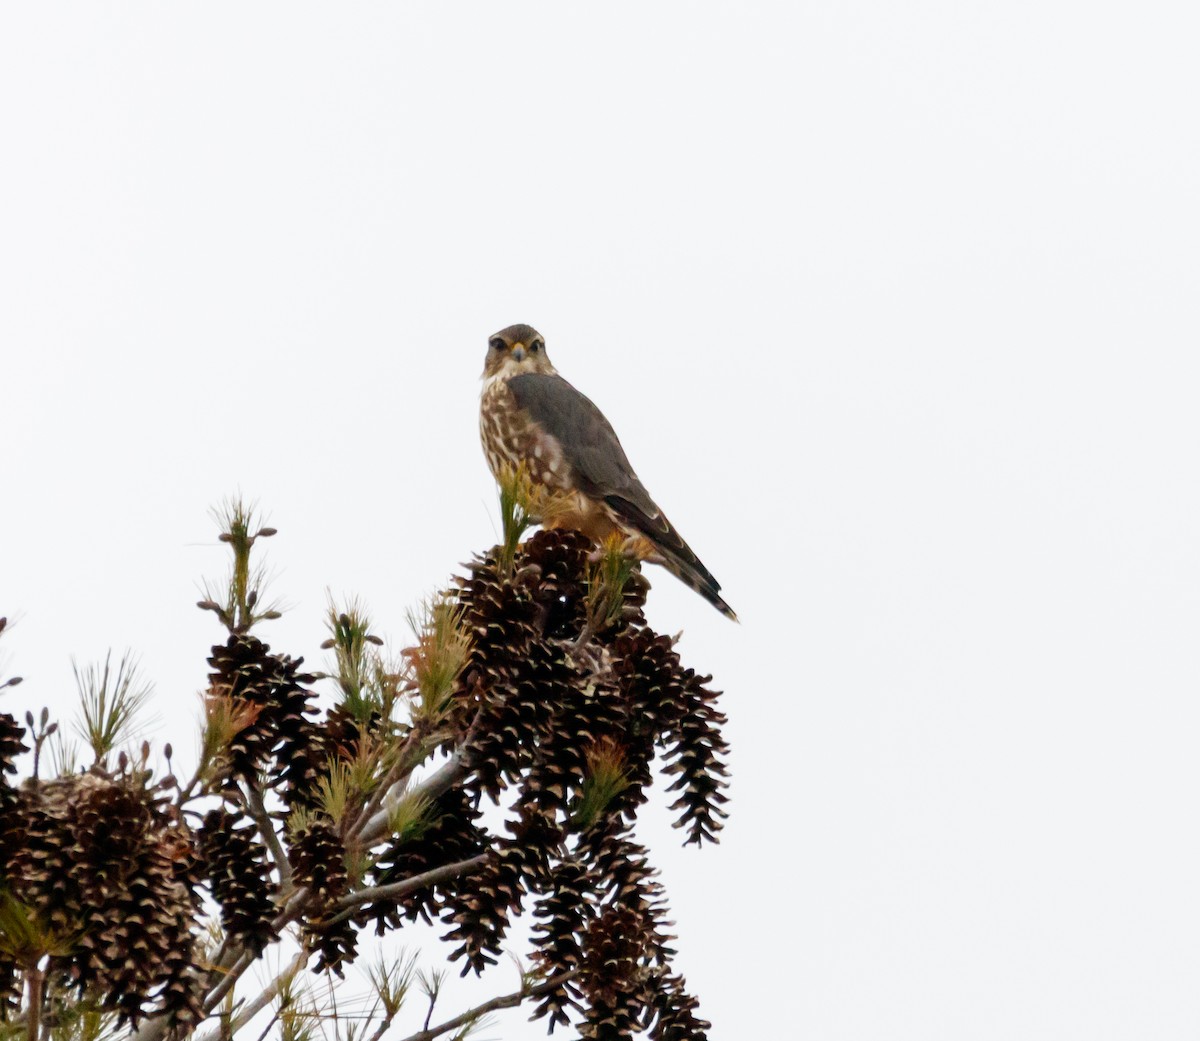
xmin=585 ymin=533 xmax=638 ymax=635
xmin=495 ymin=463 xmax=577 ymax=575
xmin=321 ymin=601 xmax=390 ymax=724
xmin=197 ymin=500 xmax=281 ymax=634
xmin=71 ymin=652 xmax=152 ymax=766
xmin=571 ymin=737 xmax=632 ymax=827
xmin=405 ymin=596 xmax=471 ymax=723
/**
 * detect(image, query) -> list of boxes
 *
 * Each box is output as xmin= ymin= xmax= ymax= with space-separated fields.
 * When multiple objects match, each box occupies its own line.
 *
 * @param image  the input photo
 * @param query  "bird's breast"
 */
xmin=479 ymin=376 xmax=572 ymax=491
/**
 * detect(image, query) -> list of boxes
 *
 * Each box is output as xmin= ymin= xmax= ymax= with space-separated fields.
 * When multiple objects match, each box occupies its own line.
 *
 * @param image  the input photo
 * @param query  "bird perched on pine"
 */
xmin=479 ymin=323 xmax=736 ymax=621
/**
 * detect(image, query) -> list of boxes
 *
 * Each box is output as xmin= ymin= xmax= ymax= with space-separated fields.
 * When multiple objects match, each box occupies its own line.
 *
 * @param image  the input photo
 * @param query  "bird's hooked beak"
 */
xmin=510 ymin=343 xmax=527 ymax=362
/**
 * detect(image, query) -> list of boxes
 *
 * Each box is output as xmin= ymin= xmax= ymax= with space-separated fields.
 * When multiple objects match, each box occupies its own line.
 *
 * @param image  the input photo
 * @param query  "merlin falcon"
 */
xmin=480 ymin=323 xmax=736 ymax=621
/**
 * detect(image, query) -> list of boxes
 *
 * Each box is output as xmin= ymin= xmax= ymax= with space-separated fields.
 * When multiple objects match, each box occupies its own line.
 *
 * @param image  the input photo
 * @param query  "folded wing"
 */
xmin=508 ymin=373 xmax=736 ymax=620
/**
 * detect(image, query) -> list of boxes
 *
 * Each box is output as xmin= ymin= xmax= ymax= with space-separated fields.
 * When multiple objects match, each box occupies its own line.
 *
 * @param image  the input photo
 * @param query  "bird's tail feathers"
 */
xmin=605 ymin=494 xmax=737 ymax=621
xmin=657 ymin=549 xmax=739 ymax=622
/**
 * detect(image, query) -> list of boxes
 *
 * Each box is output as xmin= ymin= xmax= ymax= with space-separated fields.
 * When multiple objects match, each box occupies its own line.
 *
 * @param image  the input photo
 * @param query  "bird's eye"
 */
xmin=531 ymin=342 xmax=543 ymax=352
xmin=489 ymin=337 xmax=506 ymax=351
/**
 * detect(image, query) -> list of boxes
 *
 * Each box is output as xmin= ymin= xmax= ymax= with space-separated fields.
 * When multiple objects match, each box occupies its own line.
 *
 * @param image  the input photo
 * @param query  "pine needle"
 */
xmin=71 ymin=651 xmax=153 ymax=765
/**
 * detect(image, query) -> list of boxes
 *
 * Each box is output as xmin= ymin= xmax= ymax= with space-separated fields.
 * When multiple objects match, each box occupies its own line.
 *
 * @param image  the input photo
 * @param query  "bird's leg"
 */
xmin=621 ymin=535 xmax=662 ymax=565
xmin=584 ymin=534 xmax=658 ymax=565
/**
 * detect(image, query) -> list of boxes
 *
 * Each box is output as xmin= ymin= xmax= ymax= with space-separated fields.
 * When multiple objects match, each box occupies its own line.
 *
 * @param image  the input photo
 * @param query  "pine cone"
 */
xmin=199 ymin=807 xmax=279 ymax=955
xmin=288 ymin=817 xmax=357 ymax=974
xmin=578 ymin=905 xmax=651 ymax=1040
xmin=4 ymin=770 xmax=201 ymax=1027
xmin=366 ymin=786 xmax=488 ymax=930
xmin=661 ymin=670 xmax=730 ymax=847
xmin=647 ymin=974 xmax=711 ymax=1041
xmin=0 ymin=712 xmax=28 ymax=889
xmin=611 ymin=631 xmax=729 ymax=844
xmin=530 ymin=858 xmax=591 ymax=1029
xmin=206 ymin=634 xmax=320 ymax=802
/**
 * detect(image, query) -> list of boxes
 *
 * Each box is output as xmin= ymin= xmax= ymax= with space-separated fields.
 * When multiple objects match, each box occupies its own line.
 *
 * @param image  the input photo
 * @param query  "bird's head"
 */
xmin=482 ymin=323 xmax=557 ymax=378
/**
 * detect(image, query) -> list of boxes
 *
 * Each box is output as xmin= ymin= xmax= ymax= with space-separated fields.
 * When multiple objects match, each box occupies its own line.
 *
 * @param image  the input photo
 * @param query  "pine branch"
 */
xmin=143 ymin=834 xmax=487 ymax=1040
xmin=392 ymin=971 xmax=579 ymax=1041
xmin=243 ymin=780 xmax=293 ymax=892
xmin=324 ymin=855 xmax=489 ymax=926
xmin=193 ymin=947 xmax=308 ymax=1041
xmin=10 ymin=510 xmax=727 ymax=1040
xmin=24 ymin=962 xmax=43 ymax=1041
xmin=358 ymin=751 xmax=470 ymax=846
xmin=346 ymin=724 xmax=428 ymax=840
xmin=202 ymin=951 xmax=256 ymax=1015
xmin=365 ymin=1014 xmax=394 ymax=1041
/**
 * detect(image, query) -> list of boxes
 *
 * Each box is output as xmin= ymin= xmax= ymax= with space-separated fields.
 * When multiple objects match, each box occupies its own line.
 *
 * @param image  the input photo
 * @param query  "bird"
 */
xmin=479 ymin=323 xmax=736 ymax=621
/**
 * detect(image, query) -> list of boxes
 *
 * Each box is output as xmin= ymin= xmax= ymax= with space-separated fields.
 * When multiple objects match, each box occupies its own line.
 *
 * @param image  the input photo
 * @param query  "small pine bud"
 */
xmin=261 ymin=610 xmax=282 ymax=621
xmin=218 ymin=533 xmax=233 ymax=543
xmin=164 ymin=743 xmax=173 ymax=760
xmin=197 ymin=600 xmax=221 ymax=612
xmin=257 ymin=527 xmax=277 ymax=538
xmin=247 ymin=590 xmax=258 ymax=608
xmin=366 ymin=634 xmax=384 ymax=646
xmin=320 ymin=639 xmax=336 ymax=650
xmin=45 ymin=722 xmax=58 ymax=737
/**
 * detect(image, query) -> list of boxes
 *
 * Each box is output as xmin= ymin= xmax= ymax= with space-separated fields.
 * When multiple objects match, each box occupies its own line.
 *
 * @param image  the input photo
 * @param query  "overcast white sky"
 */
xmin=2 ymin=3 xmax=1199 ymax=1039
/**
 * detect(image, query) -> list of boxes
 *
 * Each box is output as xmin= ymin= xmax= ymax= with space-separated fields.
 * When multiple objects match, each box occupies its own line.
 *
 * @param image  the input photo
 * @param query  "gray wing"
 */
xmin=507 ymin=373 xmax=656 ymax=513
xmin=507 ymin=373 xmax=728 ymax=607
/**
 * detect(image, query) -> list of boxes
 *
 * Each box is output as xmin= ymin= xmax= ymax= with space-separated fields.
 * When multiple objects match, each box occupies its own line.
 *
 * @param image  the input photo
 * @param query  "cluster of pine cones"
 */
xmin=0 ymin=529 xmax=728 ymax=1039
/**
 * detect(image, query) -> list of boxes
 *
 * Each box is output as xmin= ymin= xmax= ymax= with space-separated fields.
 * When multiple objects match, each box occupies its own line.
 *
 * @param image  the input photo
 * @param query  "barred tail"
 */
xmin=604 ymin=493 xmax=737 ymax=622
xmin=657 ymin=549 xmax=739 ymax=622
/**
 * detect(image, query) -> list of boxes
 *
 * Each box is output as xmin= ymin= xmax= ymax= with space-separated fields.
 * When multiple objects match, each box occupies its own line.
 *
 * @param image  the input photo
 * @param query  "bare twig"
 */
xmin=366 ymin=1012 xmax=394 ymax=1041
xmin=270 ymin=888 xmax=311 ymax=933
xmin=193 ymin=946 xmax=308 ymax=1041
xmin=132 ymin=898 xmax=307 ymax=1041
xmin=175 ymin=767 xmax=204 ymax=809
xmin=357 ymin=701 xmax=487 ymax=848
xmin=24 ymin=961 xmax=43 ymax=1041
xmin=394 ymin=971 xmax=579 ymax=1041
xmin=205 ymin=937 xmax=233 ymax=978
xmin=358 ymin=754 xmax=469 ymax=847
xmin=243 ymin=781 xmax=293 ymax=892
xmin=252 ymin=1012 xmax=280 ymax=1041
xmin=203 ymin=951 xmax=256 ymax=1013
xmin=347 ymin=724 xmax=428 ymax=839
xmin=322 ymin=854 xmax=489 ymax=927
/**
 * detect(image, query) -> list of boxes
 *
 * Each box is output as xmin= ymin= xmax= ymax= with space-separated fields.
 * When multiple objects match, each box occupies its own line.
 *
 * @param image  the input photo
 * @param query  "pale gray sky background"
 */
xmin=2 ymin=3 xmax=1198 ymax=1039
